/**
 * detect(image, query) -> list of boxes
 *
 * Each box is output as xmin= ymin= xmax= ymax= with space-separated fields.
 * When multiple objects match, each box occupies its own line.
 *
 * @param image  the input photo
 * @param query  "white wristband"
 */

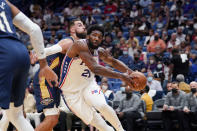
xmin=44 ymin=44 xmax=63 ymax=56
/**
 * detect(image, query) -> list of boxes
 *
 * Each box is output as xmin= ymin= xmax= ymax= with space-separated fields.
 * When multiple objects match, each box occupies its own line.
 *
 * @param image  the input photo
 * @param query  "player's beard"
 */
xmin=76 ymin=32 xmax=87 ymax=39
xmin=88 ymin=40 xmax=99 ymax=49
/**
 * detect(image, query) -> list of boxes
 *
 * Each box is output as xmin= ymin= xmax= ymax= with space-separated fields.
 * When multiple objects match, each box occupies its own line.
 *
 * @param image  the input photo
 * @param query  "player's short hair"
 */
xmin=87 ymin=24 xmax=104 ymax=36
xmin=68 ymin=18 xmax=82 ymax=31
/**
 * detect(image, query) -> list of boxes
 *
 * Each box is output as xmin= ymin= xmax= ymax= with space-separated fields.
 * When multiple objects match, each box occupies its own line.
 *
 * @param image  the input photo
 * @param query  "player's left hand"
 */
xmin=39 ymin=62 xmax=58 ymax=87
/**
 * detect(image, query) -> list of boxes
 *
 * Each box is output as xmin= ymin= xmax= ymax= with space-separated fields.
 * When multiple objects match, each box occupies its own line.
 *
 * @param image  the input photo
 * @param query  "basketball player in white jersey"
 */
xmin=59 ymin=25 xmax=136 ymax=131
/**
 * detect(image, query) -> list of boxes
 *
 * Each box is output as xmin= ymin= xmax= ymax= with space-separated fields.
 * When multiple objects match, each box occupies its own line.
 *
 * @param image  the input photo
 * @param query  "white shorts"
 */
xmin=43 ymin=106 xmax=59 ymax=116
xmin=62 ymin=81 xmax=107 ymax=124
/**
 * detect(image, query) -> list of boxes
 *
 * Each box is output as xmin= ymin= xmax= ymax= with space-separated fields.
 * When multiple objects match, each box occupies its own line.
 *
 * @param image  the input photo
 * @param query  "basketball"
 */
xmin=129 ymin=71 xmax=147 ymax=91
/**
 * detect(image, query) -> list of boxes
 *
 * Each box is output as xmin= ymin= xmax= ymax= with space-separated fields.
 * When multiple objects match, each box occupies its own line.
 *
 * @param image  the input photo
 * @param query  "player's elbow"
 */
xmin=30 ymin=23 xmax=41 ymax=35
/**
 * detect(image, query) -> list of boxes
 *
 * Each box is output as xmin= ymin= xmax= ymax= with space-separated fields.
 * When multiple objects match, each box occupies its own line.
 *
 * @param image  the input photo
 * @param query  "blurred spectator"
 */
xmin=148 ymin=12 xmax=157 ymax=28
xmin=163 ymin=57 xmax=171 ymax=93
xmin=111 ymin=43 xmax=123 ymax=59
xmin=82 ymin=2 xmax=92 ymax=15
xmin=183 ymin=0 xmax=195 ymax=14
xmin=131 ymin=51 xmax=146 ymax=72
xmin=153 ymin=61 xmax=165 ymax=84
xmin=24 ymin=88 xmax=41 ymax=128
xmin=147 ymin=71 xmax=163 ymax=91
xmin=112 ymin=16 xmax=122 ymax=30
xmin=118 ymin=48 xmax=133 ymax=69
xmin=167 ymin=10 xmax=182 ymax=29
xmin=113 ymin=82 xmax=127 ymax=107
xmin=147 ymin=32 xmax=166 ymax=52
xmin=161 ymin=30 xmax=169 ymax=43
xmin=46 ymin=37 xmax=56 ymax=47
xmin=116 ymin=87 xmax=143 ymax=131
xmin=191 ymin=36 xmax=197 ymax=50
xmin=113 ymin=30 xmax=123 ymax=45
xmin=102 ymin=34 xmax=113 ymax=49
xmin=169 ymin=48 xmax=189 ymax=81
xmin=176 ymin=74 xmax=190 ymax=93
xmin=126 ymin=30 xmax=139 ymax=48
xmin=167 ymin=33 xmax=181 ymax=50
xmin=103 ymin=16 xmax=113 ymax=32
xmin=100 ymin=77 xmax=114 ymax=101
xmin=85 ymin=13 xmax=96 ymax=25
xmin=153 ymin=14 xmax=167 ymax=32
xmin=176 ymin=27 xmax=186 ymax=43
xmin=92 ymin=4 xmax=101 ymax=14
xmin=146 ymin=56 xmax=157 ymax=73
xmin=138 ymin=16 xmax=151 ymax=35
xmin=182 ymin=81 xmax=197 ymax=131
xmin=40 ymin=20 xmax=48 ymax=31
xmin=184 ymin=19 xmax=194 ymax=35
xmin=130 ymin=5 xmax=138 ymax=18
xmin=162 ymin=82 xmax=185 ymax=131
xmin=104 ymin=1 xmax=117 ymax=14
xmin=128 ymin=41 xmax=138 ymax=58
xmin=166 ymin=82 xmax=172 ymax=93
xmin=50 ymin=15 xmax=61 ymax=30
xmin=63 ymin=3 xmax=74 ymax=16
xmin=72 ymin=1 xmax=82 ymax=16
xmin=189 ymin=52 xmax=197 ymax=82
xmin=139 ymin=0 xmax=152 ymax=8
xmin=154 ymin=45 xmax=165 ymax=63
xmin=144 ymin=29 xmax=154 ymax=46
xmin=119 ymin=38 xmax=128 ymax=50
xmin=141 ymin=85 xmax=153 ymax=112
xmin=147 ymin=71 xmax=163 ymax=101
xmin=32 ymin=13 xmax=42 ymax=27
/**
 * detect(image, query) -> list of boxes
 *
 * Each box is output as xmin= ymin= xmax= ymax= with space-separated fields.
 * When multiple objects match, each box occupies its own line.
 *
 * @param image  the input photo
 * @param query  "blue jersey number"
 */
xmin=82 ymin=69 xmax=91 ymax=78
xmin=0 ymin=11 xmax=13 ymax=33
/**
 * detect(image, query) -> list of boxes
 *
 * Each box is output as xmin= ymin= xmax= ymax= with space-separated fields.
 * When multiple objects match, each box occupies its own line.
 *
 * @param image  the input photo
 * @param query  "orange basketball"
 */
xmin=129 ymin=71 xmax=147 ymax=91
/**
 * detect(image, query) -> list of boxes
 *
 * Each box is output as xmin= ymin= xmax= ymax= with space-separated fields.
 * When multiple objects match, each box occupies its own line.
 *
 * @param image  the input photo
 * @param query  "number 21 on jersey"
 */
xmin=80 ymin=61 xmax=91 ymax=78
xmin=0 ymin=11 xmax=13 ymax=33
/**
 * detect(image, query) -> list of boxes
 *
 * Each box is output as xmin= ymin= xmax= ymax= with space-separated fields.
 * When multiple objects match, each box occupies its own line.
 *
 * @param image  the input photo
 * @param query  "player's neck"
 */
xmin=70 ymin=33 xmax=79 ymax=40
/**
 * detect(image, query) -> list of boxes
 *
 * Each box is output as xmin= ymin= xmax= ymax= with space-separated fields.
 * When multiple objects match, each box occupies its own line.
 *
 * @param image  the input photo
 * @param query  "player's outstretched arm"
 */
xmin=98 ymin=48 xmax=133 ymax=74
xmin=7 ymin=1 xmax=58 ymax=86
xmin=44 ymin=38 xmax=74 ymax=56
xmin=69 ymin=41 xmax=133 ymax=87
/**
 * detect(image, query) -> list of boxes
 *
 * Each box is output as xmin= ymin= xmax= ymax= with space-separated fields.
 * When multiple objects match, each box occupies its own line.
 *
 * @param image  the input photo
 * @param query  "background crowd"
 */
xmin=1 ymin=0 xmax=197 ymax=131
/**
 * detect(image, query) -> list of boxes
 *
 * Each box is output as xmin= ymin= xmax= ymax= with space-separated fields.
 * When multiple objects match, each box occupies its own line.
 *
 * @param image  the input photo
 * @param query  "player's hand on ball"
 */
xmin=120 ymin=73 xmax=134 ymax=88
xmin=128 ymin=71 xmax=147 ymax=91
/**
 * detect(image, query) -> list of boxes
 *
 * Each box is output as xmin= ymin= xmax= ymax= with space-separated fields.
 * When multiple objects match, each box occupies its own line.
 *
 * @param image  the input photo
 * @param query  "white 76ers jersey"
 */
xmin=59 ymin=39 xmax=99 ymax=93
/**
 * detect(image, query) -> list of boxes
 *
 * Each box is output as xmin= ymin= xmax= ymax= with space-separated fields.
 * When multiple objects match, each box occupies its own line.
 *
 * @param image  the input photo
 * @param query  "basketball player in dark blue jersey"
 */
xmin=33 ymin=19 xmax=87 ymax=131
xmin=0 ymin=0 xmax=58 ymax=131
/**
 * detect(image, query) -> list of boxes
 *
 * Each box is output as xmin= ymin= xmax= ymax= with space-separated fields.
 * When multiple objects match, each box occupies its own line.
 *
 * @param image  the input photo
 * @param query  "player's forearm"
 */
xmin=111 ymin=59 xmax=133 ymax=73
xmin=44 ymin=44 xmax=63 ymax=56
xmin=92 ymin=65 xmax=123 ymax=79
xmin=39 ymin=59 xmax=48 ymax=68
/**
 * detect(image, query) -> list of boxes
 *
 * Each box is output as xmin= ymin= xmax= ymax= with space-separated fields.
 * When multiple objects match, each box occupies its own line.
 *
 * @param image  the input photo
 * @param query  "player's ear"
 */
xmin=70 ymin=27 xmax=74 ymax=33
